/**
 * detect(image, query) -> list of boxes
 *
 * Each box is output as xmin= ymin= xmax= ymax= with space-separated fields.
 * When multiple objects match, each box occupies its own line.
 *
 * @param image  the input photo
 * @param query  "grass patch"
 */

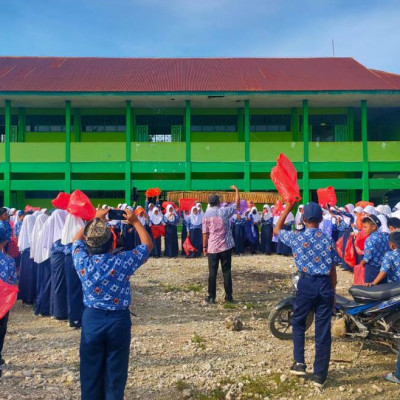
xmin=193 ymin=389 xmax=225 ymax=400
xmin=239 ymin=374 xmax=302 ymax=398
xmin=161 ymin=283 xmax=203 ymax=293
xmin=223 ymin=303 xmax=237 ymax=310
xmin=245 ymin=302 xmax=258 ymax=310
xmin=176 ymin=379 xmax=191 ymax=391
xmin=191 ymin=332 xmax=206 ymax=350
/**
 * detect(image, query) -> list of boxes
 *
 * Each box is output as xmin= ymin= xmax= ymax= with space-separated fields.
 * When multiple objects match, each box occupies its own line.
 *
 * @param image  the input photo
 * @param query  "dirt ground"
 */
xmin=1 ymin=253 xmax=400 ymax=400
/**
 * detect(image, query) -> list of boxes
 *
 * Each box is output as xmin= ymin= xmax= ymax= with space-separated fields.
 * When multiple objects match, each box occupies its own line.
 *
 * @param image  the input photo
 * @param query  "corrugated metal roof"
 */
xmin=0 ymin=57 xmax=399 ymax=93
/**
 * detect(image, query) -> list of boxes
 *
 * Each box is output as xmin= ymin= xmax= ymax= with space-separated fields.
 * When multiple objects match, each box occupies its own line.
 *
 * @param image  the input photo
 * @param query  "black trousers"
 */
xmin=207 ymin=249 xmax=233 ymax=300
xmin=0 ymin=312 xmax=9 ymax=359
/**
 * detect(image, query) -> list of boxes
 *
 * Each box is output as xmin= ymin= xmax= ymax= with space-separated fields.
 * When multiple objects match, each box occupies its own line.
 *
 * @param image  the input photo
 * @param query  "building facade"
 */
xmin=0 ymin=57 xmax=400 ymax=208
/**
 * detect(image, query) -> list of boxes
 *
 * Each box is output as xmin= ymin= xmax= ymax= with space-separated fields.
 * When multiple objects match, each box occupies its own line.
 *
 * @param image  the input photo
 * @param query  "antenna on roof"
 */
xmin=332 ymin=39 xmax=335 ymax=57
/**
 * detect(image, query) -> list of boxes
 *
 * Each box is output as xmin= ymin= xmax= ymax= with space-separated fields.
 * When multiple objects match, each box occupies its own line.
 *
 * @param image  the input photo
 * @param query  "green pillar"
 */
xmin=237 ymin=108 xmax=244 ymax=142
xmin=4 ymin=100 xmax=11 ymax=206
xmin=185 ymin=100 xmax=191 ymax=191
xmin=65 ymin=100 xmax=71 ymax=193
xmin=244 ymin=100 xmax=250 ymax=192
xmin=361 ymin=100 xmax=369 ymax=201
xmin=73 ymin=108 xmax=80 ymax=142
xmin=17 ymin=108 xmax=25 ymax=142
xmin=348 ymin=107 xmax=354 ymax=141
xmin=125 ymin=101 xmax=132 ymax=203
xmin=302 ymin=100 xmax=310 ymax=204
xmin=291 ymin=107 xmax=299 ymax=141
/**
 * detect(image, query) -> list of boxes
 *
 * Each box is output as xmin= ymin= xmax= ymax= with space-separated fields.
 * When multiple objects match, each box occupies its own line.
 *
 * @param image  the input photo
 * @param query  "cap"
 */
xmin=364 ymin=214 xmax=381 ymax=228
xmin=208 ymin=193 xmax=220 ymax=206
xmin=303 ymin=202 xmax=323 ymax=222
xmin=84 ymin=218 xmax=112 ymax=248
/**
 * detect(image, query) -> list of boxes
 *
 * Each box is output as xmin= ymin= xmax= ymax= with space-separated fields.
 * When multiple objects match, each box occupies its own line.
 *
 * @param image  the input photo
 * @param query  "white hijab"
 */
xmin=42 ymin=209 xmax=68 ymax=249
xmin=61 ymin=214 xmax=85 ymax=245
xmin=295 ymin=204 xmax=304 ymax=229
xmin=34 ymin=216 xmax=53 ymax=263
xmin=378 ymin=215 xmax=389 ymax=233
xmin=165 ymin=205 xmax=176 ymax=222
xmin=30 ymin=214 xmax=49 ymax=260
xmin=190 ymin=206 xmax=202 ymax=226
xmin=250 ymin=206 xmax=261 ymax=223
xmin=262 ymin=205 xmax=272 ymax=220
xmin=150 ymin=207 xmax=163 ymax=225
xmin=18 ymin=214 xmax=37 ymax=252
xmin=364 ymin=205 xmax=377 ymax=216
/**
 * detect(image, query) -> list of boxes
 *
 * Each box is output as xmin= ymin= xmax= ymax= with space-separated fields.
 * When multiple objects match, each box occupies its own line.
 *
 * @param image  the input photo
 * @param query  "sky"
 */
xmin=0 ymin=0 xmax=399 ymax=73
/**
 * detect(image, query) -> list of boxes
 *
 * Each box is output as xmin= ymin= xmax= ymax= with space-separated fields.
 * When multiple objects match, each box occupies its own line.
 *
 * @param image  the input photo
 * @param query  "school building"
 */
xmin=0 ymin=57 xmax=399 ymax=208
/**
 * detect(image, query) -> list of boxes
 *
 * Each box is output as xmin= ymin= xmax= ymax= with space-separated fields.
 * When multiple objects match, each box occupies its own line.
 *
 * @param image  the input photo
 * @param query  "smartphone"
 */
xmin=107 ymin=209 xmax=126 ymax=220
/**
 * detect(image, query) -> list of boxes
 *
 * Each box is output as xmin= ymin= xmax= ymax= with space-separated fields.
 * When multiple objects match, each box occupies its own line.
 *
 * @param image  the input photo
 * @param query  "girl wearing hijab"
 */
xmin=276 ymin=207 xmax=294 ymax=256
xmin=31 ymin=213 xmax=51 ymax=316
xmin=149 ymin=207 xmax=163 ymax=257
xmin=294 ymin=205 xmax=305 ymax=231
xmin=44 ymin=209 xmax=68 ymax=320
xmin=61 ymin=214 xmax=85 ymax=328
xmin=231 ymin=212 xmax=245 ymax=255
xmin=187 ymin=206 xmax=202 ymax=258
xmin=247 ymin=206 xmax=261 ymax=254
xmin=17 ymin=214 xmax=37 ymax=304
xmin=260 ymin=205 xmax=273 ymax=255
xmin=180 ymin=209 xmax=191 ymax=256
xmin=163 ymin=205 xmax=180 ymax=257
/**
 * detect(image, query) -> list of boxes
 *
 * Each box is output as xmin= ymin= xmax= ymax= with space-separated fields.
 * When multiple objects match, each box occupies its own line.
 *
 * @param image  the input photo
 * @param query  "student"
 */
xmin=231 ymin=212 xmax=245 ymax=255
xmin=364 ymin=231 xmax=400 ymax=286
xmin=181 ymin=209 xmax=191 ymax=256
xmin=13 ymin=211 xmax=24 ymax=238
xmin=294 ymin=205 xmax=305 ymax=231
xmin=249 ymin=206 xmax=260 ymax=254
xmin=260 ymin=205 xmax=273 ymax=255
xmin=187 ymin=206 xmax=202 ymax=258
xmin=163 ymin=205 xmax=180 ymax=258
xmin=276 ymin=207 xmax=294 ymax=256
xmin=387 ymin=217 xmax=400 ymax=233
xmin=360 ymin=215 xmax=390 ymax=284
xmin=149 ymin=207 xmax=163 ymax=257
xmin=274 ymin=202 xmax=338 ymax=388
xmin=0 ymin=228 xmax=17 ymax=368
xmin=72 ymin=208 xmax=153 ymax=400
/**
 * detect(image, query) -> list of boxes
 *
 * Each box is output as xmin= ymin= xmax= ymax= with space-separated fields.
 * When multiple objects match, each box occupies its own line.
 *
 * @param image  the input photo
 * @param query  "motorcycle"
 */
xmin=269 ymin=273 xmax=400 ymax=353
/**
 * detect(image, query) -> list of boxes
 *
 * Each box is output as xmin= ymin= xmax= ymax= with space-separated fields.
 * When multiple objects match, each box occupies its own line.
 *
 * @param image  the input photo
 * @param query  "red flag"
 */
xmin=317 ymin=187 xmax=337 ymax=208
xmin=151 ymin=225 xmax=165 ymax=239
xmin=51 ymin=192 xmax=71 ymax=210
xmin=0 ymin=279 xmax=19 ymax=319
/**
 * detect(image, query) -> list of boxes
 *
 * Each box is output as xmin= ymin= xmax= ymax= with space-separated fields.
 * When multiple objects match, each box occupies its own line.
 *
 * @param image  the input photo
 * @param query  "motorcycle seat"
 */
xmin=349 ymin=282 xmax=400 ymax=304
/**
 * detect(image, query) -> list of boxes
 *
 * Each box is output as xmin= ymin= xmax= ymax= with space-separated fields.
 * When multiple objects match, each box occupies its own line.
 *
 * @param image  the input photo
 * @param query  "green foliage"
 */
xmin=191 ymin=332 xmax=206 ymax=350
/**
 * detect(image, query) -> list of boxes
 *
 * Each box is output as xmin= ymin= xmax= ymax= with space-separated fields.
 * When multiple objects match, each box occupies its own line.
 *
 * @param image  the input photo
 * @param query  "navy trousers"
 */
xmin=364 ymin=263 xmax=385 ymax=284
xmin=164 ymin=224 xmax=178 ymax=257
xmin=260 ymin=224 xmax=273 ymax=255
xmin=187 ymin=228 xmax=202 ymax=258
xmin=34 ymin=259 xmax=51 ymax=316
xmin=18 ymin=249 xmax=36 ymax=304
xmin=64 ymin=254 xmax=84 ymax=327
xmin=80 ymin=308 xmax=131 ymax=400
xmin=0 ymin=312 xmax=9 ymax=359
xmin=292 ymin=275 xmax=334 ymax=378
xmin=50 ymin=252 xmax=68 ymax=319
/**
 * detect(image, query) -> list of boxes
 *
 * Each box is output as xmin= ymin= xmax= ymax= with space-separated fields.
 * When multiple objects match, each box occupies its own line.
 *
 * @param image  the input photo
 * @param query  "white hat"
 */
xmin=364 ymin=205 xmax=377 ymax=216
xmin=354 ymin=206 xmax=363 ymax=213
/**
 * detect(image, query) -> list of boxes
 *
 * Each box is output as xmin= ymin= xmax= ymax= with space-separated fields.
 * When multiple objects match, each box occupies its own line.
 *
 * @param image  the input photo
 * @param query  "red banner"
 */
xmin=151 ymin=225 xmax=165 ymax=239
xmin=0 ymin=279 xmax=19 ymax=319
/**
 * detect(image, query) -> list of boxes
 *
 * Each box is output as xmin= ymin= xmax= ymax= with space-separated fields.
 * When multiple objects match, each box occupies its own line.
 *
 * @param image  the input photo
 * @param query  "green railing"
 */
xmin=250 ymin=142 xmax=302 ymax=162
xmin=10 ymin=143 xmax=65 ymax=162
xmin=191 ymin=143 xmax=244 ymax=162
xmin=131 ymin=142 xmax=185 ymax=162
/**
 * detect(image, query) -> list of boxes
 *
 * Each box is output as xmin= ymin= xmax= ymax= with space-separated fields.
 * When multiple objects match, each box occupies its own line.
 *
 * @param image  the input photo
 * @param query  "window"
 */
xmin=26 ymin=115 xmax=68 ymax=132
xmin=81 ymin=115 xmax=125 ymax=132
xmin=191 ymin=115 xmax=237 ymax=132
xmin=300 ymin=115 xmax=347 ymax=142
xmin=367 ymin=108 xmax=400 ymax=141
xmin=250 ymin=115 xmax=291 ymax=132
xmin=136 ymin=115 xmax=183 ymax=142
xmin=0 ymin=115 xmax=18 ymax=141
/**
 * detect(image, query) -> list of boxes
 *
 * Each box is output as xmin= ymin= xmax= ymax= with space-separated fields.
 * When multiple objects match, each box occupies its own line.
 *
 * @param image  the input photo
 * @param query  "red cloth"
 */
xmin=162 ymin=201 xmax=178 ymax=213
xmin=354 ymin=231 xmax=368 ymax=256
xmin=179 ymin=198 xmax=197 ymax=212
xmin=317 ymin=187 xmax=337 ymax=208
xmin=66 ymin=190 xmax=96 ymax=221
xmin=51 ymin=192 xmax=70 ymax=210
xmin=353 ymin=264 xmax=365 ymax=285
xmin=270 ymin=153 xmax=301 ymax=203
xmin=151 ymin=225 xmax=165 ymax=239
xmin=356 ymin=201 xmax=374 ymax=208
xmin=24 ymin=205 xmax=41 ymax=212
xmin=183 ymin=237 xmax=197 ymax=255
xmin=0 ymin=279 xmax=19 ymax=319
xmin=272 ymin=200 xmax=284 ymax=216
xmin=7 ymin=237 xmax=19 ymax=259
xmin=336 ymin=236 xmax=344 ymax=259
xmin=145 ymin=188 xmax=161 ymax=197
xmin=344 ymin=236 xmax=356 ymax=268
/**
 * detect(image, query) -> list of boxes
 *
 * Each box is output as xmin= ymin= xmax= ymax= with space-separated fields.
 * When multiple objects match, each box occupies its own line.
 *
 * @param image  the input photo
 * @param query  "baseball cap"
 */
xmin=84 ymin=218 xmax=112 ymax=248
xmin=303 ymin=202 xmax=323 ymax=222
xmin=363 ymin=214 xmax=381 ymax=229
xmin=208 ymin=193 xmax=220 ymax=206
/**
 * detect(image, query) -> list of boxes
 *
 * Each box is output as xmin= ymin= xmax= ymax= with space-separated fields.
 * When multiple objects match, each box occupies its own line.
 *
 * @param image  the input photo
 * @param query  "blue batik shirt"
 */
xmin=14 ymin=220 xmax=22 ymax=237
xmin=51 ymin=239 xmax=67 ymax=255
xmin=163 ymin=214 xmax=180 ymax=226
xmin=0 ymin=252 xmax=17 ymax=285
xmin=363 ymin=231 xmax=390 ymax=267
xmin=380 ymin=249 xmax=400 ymax=282
xmin=0 ymin=221 xmax=12 ymax=241
xmin=279 ymin=228 xmax=339 ymax=275
xmin=72 ymin=240 xmax=149 ymax=311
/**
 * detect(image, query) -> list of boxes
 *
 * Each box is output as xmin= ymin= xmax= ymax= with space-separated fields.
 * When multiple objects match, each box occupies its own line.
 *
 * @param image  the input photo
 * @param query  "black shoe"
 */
xmin=310 ymin=375 xmax=327 ymax=388
xmin=205 ymin=297 xmax=215 ymax=304
xmin=0 ymin=357 xmax=4 ymax=366
xmin=290 ymin=362 xmax=307 ymax=376
xmin=225 ymin=296 xmax=234 ymax=303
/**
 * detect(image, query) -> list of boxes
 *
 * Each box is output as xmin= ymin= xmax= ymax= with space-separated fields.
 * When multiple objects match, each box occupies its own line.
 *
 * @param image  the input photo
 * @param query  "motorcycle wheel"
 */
xmin=268 ymin=306 xmax=314 ymax=340
xmin=387 ymin=311 xmax=400 ymax=355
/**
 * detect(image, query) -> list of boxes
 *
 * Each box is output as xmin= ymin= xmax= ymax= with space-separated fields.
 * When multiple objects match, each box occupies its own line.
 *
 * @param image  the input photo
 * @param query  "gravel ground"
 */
xmin=1 ymin=253 xmax=400 ymax=400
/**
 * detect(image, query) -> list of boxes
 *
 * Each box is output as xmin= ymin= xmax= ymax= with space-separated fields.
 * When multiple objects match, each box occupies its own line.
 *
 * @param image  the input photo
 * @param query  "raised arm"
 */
xmin=273 ymin=201 xmax=297 ymax=236
xmin=124 ymin=208 xmax=154 ymax=252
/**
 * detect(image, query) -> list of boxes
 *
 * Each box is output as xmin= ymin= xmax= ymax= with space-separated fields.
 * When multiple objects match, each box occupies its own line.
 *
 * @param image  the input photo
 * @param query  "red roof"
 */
xmin=0 ymin=57 xmax=399 ymax=93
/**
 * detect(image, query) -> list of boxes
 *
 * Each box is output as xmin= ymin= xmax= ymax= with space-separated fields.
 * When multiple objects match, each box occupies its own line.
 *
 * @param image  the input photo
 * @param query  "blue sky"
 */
xmin=0 ymin=0 xmax=399 ymax=73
